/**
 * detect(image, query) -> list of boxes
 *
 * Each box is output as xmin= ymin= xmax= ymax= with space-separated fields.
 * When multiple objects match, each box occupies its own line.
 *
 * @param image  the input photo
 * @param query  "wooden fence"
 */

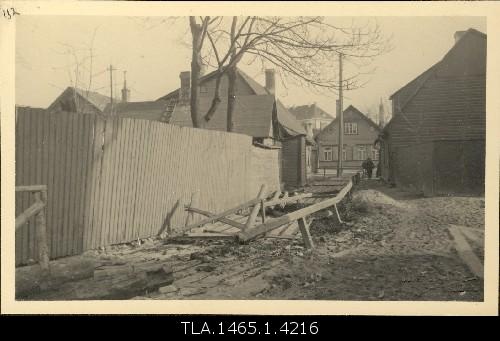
xmin=15 ymin=108 xmax=280 ymax=265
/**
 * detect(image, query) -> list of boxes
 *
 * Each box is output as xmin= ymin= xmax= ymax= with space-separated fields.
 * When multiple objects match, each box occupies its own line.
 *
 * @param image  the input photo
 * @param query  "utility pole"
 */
xmin=107 ymin=64 xmax=116 ymax=114
xmin=337 ymin=53 xmax=344 ymax=178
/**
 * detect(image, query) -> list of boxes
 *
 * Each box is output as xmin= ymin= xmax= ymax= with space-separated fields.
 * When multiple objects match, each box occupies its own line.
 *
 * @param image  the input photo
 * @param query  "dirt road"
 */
xmin=18 ymin=179 xmax=484 ymax=301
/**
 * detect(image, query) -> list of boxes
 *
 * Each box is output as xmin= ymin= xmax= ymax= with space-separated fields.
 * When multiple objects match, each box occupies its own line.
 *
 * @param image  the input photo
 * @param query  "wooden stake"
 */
xmin=34 ymin=191 xmax=50 ymax=272
xmin=260 ymin=199 xmax=266 ymax=223
xmin=244 ymin=184 xmax=267 ymax=231
xmin=298 ymin=217 xmax=314 ymax=249
xmin=184 ymin=190 xmax=200 ymax=228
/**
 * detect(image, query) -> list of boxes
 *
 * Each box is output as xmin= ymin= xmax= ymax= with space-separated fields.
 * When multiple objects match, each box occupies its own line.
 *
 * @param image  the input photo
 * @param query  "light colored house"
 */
xmin=288 ymin=103 xmax=334 ymax=138
xmin=315 ymin=105 xmax=381 ymax=171
xmin=158 ymin=67 xmax=313 ymax=189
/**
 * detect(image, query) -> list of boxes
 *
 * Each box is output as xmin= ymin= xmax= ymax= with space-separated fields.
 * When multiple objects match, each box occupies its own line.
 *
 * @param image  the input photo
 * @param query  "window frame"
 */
xmin=344 ymin=122 xmax=358 ymax=135
xmin=322 ymin=146 xmax=333 ymax=161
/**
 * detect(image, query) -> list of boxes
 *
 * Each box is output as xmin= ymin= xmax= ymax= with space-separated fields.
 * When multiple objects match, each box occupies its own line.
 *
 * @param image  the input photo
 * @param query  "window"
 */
xmin=357 ymin=145 xmax=366 ymax=160
xmin=372 ymin=148 xmax=379 ymax=160
xmin=315 ymin=120 xmax=321 ymax=129
xmin=342 ymin=146 xmax=347 ymax=161
xmin=323 ymin=146 xmax=333 ymax=161
xmin=344 ymin=122 xmax=358 ymax=135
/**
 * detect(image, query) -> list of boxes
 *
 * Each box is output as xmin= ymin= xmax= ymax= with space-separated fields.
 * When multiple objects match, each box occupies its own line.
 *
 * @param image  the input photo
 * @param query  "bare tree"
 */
xmin=51 ymin=27 xmax=101 ymax=114
xmin=189 ymin=16 xmax=391 ymax=131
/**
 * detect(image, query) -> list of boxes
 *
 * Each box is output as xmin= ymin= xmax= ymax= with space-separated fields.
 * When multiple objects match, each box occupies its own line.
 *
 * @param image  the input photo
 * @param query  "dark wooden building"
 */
xmin=378 ymin=28 xmax=486 ymax=195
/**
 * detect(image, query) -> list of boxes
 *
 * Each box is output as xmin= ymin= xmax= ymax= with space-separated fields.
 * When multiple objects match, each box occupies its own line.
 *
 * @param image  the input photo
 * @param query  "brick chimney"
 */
xmin=378 ymin=98 xmax=385 ymax=128
xmin=265 ymin=69 xmax=275 ymax=95
xmin=121 ymin=71 xmax=130 ymax=103
xmin=454 ymin=30 xmax=467 ymax=44
xmin=179 ymin=71 xmax=191 ymax=102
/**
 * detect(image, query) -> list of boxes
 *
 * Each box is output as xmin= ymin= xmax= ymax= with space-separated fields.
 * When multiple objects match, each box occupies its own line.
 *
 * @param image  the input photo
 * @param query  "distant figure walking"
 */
xmin=362 ymin=157 xmax=375 ymax=179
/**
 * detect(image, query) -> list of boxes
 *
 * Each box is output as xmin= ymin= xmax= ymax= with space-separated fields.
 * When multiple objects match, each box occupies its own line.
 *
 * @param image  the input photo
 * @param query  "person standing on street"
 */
xmin=362 ymin=157 xmax=375 ymax=179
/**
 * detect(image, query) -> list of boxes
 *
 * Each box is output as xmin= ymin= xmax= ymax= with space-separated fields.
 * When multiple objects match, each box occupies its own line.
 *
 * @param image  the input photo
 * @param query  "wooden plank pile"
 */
xmin=175 ymin=172 xmax=362 ymax=249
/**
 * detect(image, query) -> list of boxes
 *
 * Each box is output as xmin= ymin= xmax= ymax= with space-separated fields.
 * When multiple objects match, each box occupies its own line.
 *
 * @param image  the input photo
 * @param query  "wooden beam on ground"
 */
xmin=185 ymin=207 xmax=245 ymax=230
xmin=452 ymin=224 xmax=484 ymax=247
xmin=447 ymin=225 xmax=483 ymax=279
xmin=243 ymin=184 xmax=267 ymax=231
xmin=238 ymin=180 xmax=353 ymax=243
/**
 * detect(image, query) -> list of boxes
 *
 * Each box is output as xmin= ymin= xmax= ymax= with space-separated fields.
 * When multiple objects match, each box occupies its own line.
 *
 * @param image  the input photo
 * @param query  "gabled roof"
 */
xmin=157 ymin=67 xmax=270 ymax=102
xmin=73 ymin=87 xmax=111 ymax=112
xmin=168 ymin=94 xmax=306 ymax=139
xmin=389 ymin=28 xmax=486 ymax=107
xmin=47 ymin=86 xmax=111 ymax=113
xmin=288 ymin=103 xmax=334 ymax=120
xmin=384 ymin=28 xmax=486 ymax=134
xmin=316 ymin=105 xmax=381 ymax=139
xmin=103 ymin=100 xmax=171 ymax=121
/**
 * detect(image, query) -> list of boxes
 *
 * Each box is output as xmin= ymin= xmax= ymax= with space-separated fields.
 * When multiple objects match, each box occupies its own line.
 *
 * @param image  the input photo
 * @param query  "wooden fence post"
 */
xmin=33 ymin=191 xmax=50 ymax=272
xmin=244 ymin=184 xmax=267 ymax=231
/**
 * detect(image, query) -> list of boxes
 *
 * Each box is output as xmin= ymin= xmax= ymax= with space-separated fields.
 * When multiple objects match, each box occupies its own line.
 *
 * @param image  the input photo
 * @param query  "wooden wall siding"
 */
xmin=15 ymin=110 xmax=95 ymax=262
xmin=391 ymin=140 xmax=484 ymax=196
xmin=15 ymin=109 xmax=280 ymax=265
xmin=248 ymin=146 xmax=281 ymax=198
xmin=387 ymin=76 xmax=485 ymax=148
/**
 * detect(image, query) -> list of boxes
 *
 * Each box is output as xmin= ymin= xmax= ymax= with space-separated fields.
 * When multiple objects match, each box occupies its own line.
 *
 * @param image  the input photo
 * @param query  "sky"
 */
xmin=15 ymin=16 xmax=486 ymax=119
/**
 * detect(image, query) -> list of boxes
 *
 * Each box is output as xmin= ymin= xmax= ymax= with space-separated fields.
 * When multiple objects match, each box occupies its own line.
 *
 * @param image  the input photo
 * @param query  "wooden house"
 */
xmin=157 ymin=68 xmax=312 ymax=189
xmin=47 ymin=87 xmax=111 ymax=115
xmin=378 ymin=28 xmax=486 ymax=195
xmin=315 ymin=105 xmax=381 ymax=171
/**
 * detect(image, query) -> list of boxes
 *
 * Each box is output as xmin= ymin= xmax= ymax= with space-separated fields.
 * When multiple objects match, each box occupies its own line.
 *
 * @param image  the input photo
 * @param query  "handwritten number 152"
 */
xmin=2 ymin=8 xmax=20 ymax=20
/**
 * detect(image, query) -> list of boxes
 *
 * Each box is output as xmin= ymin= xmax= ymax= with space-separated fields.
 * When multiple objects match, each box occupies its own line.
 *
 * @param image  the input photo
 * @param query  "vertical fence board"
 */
xmin=118 ymin=119 xmax=133 ymax=242
xmin=15 ymin=111 xmax=26 ymax=263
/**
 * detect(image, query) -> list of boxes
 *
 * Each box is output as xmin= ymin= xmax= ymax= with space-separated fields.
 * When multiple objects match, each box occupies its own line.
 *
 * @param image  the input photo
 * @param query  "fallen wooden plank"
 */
xmin=238 ymin=180 xmax=353 ymax=243
xmin=452 ymin=224 xmax=484 ymax=247
xmin=184 ymin=232 xmax=237 ymax=240
xmin=186 ymin=207 xmax=245 ymax=230
xmin=447 ymin=225 xmax=483 ymax=279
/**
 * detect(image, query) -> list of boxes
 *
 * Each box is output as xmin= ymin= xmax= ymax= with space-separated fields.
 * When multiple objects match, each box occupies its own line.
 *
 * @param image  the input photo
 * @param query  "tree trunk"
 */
xmin=226 ymin=66 xmax=237 ymax=132
xmin=189 ymin=17 xmax=204 ymax=128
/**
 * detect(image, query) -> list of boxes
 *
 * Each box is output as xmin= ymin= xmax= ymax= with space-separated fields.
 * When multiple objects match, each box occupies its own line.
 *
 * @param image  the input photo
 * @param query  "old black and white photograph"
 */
xmin=1 ymin=1 xmax=498 ymax=315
